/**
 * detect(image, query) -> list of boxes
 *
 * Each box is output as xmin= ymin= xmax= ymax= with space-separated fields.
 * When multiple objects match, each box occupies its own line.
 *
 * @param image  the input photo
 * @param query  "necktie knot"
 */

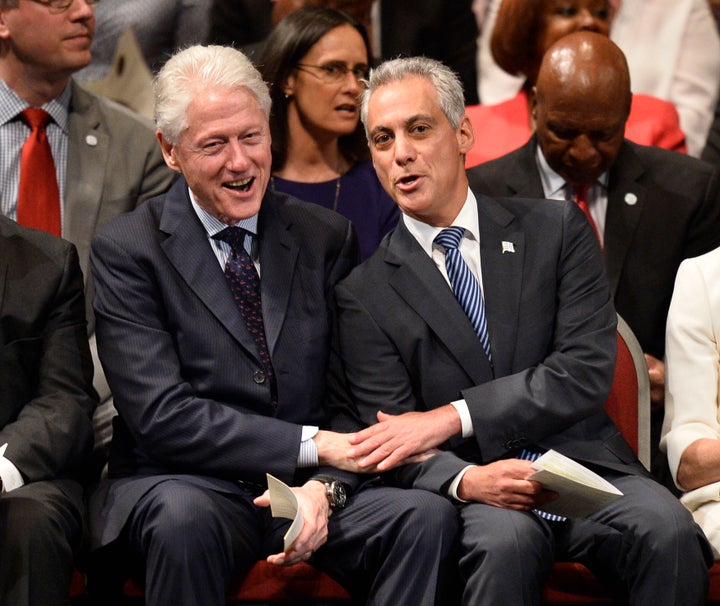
xmin=214 ymin=226 xmax=248 ymax=252
xmin=20 ymin=107 xmax=52 ymax=131
xmin=573 ymin=184 xmax=589 ymax=205
xmin=434 ymin=226 xmax=465 ymax=251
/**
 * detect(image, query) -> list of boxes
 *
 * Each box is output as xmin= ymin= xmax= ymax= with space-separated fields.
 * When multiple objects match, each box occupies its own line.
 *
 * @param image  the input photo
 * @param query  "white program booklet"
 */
xmin=528 ymin=449 xmax=623 ymax=518
xmin=266 ymin=474 xmax=304 ymax=550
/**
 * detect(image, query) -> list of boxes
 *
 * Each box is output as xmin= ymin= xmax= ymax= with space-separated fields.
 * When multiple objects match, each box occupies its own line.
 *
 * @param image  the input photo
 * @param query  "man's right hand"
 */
xmin=457 ymin=459 xmax=558 ymax=509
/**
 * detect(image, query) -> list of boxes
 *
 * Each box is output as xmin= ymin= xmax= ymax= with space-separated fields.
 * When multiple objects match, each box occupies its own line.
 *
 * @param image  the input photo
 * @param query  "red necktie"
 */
xmin=17 ymin=108 xmax=61 ymax=236
xmin=573 ymin=184 xmax=601 ymax=247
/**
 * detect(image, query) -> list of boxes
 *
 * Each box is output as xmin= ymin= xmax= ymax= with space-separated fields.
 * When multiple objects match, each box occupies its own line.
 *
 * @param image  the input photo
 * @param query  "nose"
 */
xmin=576 ymin=9 xmax=609 ymax=34
xmin=225 ymin=139 xmax=252 ymax=172
xmin=393 ymin=133 xmax=416 ymax=166
xmin=568 ymin=134 xmax=599 ymax=165
xmin=340 ymin=70 xmax=363 ymax=95
xmin=70 ymin=0 xmax=96 ymax=18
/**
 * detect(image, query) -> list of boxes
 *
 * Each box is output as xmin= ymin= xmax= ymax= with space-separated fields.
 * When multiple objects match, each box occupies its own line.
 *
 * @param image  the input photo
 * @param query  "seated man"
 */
xmin=467 ymin=31 xmax=720 ymax=487
xmin=334 ymin=56 xmax=713 ymax=605
xmin=87 ymin=45 xmax=457 ymax=606
xmin=469 ymin=31 xmax=720 ymax=397
xmin=0 ymin=215 xmax=97 ymax=605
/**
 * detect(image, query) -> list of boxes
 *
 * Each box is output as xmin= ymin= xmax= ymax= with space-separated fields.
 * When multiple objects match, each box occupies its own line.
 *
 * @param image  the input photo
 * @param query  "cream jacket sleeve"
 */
xmin=662 ymin=247 xmax=720 ymax=488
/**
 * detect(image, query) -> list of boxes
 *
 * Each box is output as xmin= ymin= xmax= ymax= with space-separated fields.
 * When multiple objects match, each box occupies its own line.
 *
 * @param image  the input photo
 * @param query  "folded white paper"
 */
xmin=266 ymin=474 xmax=304 ymax=550
xmin=528 ymin=449 xmax=623 ymax=518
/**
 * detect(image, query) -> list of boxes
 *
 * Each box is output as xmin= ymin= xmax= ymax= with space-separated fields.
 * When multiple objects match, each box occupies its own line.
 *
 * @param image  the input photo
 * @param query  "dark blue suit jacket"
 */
xmin=88 ymin=178 xmax=358 ymax=548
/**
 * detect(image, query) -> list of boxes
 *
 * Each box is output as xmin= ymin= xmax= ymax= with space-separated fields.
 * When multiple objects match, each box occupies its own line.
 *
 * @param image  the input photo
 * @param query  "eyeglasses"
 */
xmin=27 ymin=0 xmax=100 ymax=12
xmin=296 ymin=61 xmax=369 ymax=85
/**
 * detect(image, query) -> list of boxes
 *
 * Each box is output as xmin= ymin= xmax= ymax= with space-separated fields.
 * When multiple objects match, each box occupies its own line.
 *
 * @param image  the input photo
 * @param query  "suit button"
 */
xmin=253 ymin=370 xmax=266 ymax=384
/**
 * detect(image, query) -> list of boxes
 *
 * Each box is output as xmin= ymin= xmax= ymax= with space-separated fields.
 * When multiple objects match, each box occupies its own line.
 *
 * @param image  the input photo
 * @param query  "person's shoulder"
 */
xmin=270 ymin=189 xmax=352 ymax=232
xmin=0 ymin=217 xmax=79 ymax=280
xmin=624 ymin=140 xmax=715 ymax=174
xmin=70 ymin=81 xmax=156 ymax=136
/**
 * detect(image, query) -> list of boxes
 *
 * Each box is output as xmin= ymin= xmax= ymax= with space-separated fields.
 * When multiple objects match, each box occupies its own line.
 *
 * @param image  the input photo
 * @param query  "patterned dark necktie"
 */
xmin=434 ymin=226 xmax=492 ymax=363
xmin=214 ymin=226 xmax=277 ymax=407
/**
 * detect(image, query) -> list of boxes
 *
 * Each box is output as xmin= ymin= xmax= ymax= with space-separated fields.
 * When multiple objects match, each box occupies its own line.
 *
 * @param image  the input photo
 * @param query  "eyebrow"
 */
xmin=369 ymin=113 xmax=436 ymax=137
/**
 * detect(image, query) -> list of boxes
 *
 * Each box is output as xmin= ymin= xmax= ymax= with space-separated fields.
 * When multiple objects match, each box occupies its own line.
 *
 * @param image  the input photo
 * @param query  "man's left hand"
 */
xmin=254 ymin=480 xmax=330 ymax=566
xmin=347 ymin=405 xmax=461 ymax=471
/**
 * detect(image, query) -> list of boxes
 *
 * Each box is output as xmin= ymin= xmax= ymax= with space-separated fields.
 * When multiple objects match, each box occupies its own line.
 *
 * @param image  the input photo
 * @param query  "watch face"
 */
xmin=330 ymin=482 xmax=347 ymax=509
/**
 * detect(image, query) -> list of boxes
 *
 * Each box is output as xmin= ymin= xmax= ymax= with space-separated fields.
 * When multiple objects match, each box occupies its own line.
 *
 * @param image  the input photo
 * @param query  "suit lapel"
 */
xmin=503 ymin=139 xmax=545 ymax=198
xmin=604 ymin=143 xmax=647 ymax=297
xmin=256 ymin=193 xmax=297 ymax=355
xmin=476 ymin=194 xmax=524 ymax=377
xmin=64 ymin=83 xmax=110 ymax=280
xmin=159 ymin=179 xmax=261 ymax=360
xmin=386 ymin=221 xmax=494 ymax=382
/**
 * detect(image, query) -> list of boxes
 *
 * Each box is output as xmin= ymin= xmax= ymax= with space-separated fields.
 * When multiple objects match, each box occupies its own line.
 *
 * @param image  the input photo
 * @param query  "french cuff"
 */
xmin=0 ymin=455 xmax=24 ymax=493
xmin=297 ymin=425 xmax=319 ymax=468
xmin=448 ymin=465 xmax=475 ymax=502
xmin=450 ymin=399 xmax=474 ymax=438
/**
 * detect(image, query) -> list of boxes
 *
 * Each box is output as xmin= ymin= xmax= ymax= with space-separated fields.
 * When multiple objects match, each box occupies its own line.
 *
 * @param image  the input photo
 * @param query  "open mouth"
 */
xmin=223 ymin=177 xmax=254 ymax=192
xmin=336 ymin=104 xmax=357 ymax=114
xmin=397 ymin=174 xmax=420 ymax=188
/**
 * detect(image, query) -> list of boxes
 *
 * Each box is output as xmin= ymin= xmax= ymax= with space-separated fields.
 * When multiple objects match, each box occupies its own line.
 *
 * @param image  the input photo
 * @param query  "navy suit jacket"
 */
xmin=88 ymin=178 xmax=358 ymax=548
xmin=333 ymin=193 xmax=644 ymax=494
xmin=468 ymin=137 xmax=720 ymax=359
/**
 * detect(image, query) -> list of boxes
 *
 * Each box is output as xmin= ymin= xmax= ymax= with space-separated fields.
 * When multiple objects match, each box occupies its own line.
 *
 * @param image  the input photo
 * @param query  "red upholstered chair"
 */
xmin=541 ymin=314 xmax=650 ymax=605
xmin=122 ymin=561 xmax=351 ymax=603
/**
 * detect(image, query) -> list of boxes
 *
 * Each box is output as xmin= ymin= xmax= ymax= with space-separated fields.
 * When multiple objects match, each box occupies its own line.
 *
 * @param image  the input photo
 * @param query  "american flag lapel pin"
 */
xmin=501 ymin=241 xmax=515 ymax=254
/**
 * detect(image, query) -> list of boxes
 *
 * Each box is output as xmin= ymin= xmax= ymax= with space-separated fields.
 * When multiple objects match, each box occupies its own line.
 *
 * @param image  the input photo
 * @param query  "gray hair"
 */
xmin=360 ymin=56 xmax=465 ymax=138
xmin=154 ymin=45 xmax=272 ymax=144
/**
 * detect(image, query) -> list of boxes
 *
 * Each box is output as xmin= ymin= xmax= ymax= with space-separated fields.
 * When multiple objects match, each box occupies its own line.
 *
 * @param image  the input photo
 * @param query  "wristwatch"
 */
xmin=311 ymin=475 xmax=347 ymax=510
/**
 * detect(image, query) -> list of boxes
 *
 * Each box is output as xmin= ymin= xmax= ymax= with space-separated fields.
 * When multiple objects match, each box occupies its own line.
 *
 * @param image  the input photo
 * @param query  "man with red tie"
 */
xmin=0 ymin=0 xmax=175 ymax=477
xmin=467 ymin=31 xmax=720 ymax=488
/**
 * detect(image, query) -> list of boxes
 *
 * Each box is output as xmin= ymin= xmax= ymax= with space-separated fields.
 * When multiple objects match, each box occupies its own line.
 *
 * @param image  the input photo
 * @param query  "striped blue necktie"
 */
xmin=434 ymin=227 xmax=492 ymax=363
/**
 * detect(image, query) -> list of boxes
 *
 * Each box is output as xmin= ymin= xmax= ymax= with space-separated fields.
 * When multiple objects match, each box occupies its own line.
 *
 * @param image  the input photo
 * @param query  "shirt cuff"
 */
xmin=448 ymin=465 xmax=475 ymax=501
xmin=297 ymin=425 xmax=319 ymax=468
xmin=0 ymin=453 xmax=24 ymax=493
xmin=450 ymin=399 xmax=474 ymax=438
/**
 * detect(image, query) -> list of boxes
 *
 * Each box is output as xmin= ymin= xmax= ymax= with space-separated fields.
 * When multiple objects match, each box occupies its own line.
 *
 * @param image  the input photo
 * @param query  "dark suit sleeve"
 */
xmin=0 ymin=243 xmax=96 ymax=483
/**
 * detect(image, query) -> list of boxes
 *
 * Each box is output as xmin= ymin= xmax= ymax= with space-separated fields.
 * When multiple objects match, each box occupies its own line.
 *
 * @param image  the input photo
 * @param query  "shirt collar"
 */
xmin=535 ymin=145 xmax=609 ymax=200
xmin=189 ymin=188 xmax=259 ymax=238
xmin=402 ymin=188 xmax=480 ymax=255
xmin=0 ymin=78 xmax=71 ymax=133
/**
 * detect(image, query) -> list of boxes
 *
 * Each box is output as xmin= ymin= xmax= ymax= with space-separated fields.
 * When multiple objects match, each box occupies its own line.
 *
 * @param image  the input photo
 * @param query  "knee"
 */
xmin=0 ymin=494 xmax=75 ymax=553
xmin=132 ymin=482 xmax=228 ymax=554
xmin=393 ymin=491 xmax=459 ymax=554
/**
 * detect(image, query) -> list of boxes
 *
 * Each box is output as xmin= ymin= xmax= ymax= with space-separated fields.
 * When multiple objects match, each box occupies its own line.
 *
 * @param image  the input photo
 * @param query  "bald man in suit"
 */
xmin=467 ymin=31 xmax=720 ymax=487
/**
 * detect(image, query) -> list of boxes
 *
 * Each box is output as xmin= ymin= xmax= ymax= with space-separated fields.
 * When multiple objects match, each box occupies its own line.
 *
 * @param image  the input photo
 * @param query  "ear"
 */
xmin=283 ymin=72 xmax=297 ymax=98
xmin=156 ymin=131 xmax=182 ymax=173
xmin=0 ymin=8 xmax=12 ymax=41
xmin=457 ymin=114 xmax=475 ymax=156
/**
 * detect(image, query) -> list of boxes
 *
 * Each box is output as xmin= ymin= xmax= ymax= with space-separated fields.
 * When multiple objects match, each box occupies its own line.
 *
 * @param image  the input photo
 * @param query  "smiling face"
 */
xmin=366 ymin=75 xmax=474 ymax=227
xmin=284 ymin=24 xmax=368 ymax=141
xmin=158 ymin=85 xmax=272 ymax=224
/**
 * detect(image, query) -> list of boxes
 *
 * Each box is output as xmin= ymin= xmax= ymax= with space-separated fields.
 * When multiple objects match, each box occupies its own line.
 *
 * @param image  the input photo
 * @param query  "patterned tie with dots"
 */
xmin=214 ymin=226 xmax=277 ymax=407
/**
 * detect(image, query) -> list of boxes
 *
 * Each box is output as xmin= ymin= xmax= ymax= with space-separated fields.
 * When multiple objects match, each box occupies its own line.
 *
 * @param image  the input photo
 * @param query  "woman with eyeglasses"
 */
xmin=258 ymin=6 xmax=399 ymax=261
